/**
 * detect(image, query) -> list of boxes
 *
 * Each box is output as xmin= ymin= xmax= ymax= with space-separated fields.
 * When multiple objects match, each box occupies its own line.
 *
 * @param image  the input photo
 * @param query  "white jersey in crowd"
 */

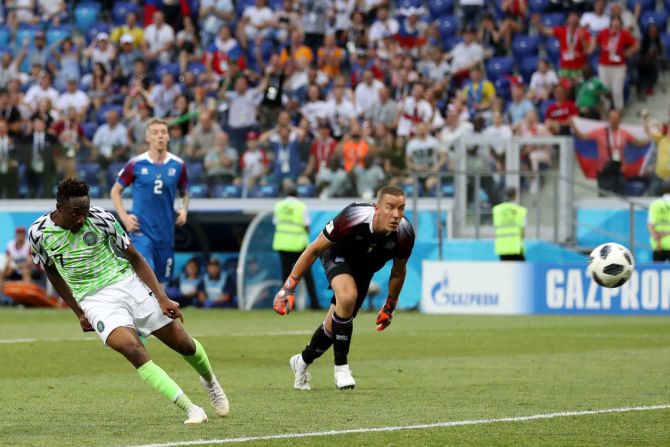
xmin=406 ymin=135 xmax=441 ymax=167
xmin=397 ymin=96 xmax=433 ymax=137
xmin=5 ymin=239 xmax=30 ymax=269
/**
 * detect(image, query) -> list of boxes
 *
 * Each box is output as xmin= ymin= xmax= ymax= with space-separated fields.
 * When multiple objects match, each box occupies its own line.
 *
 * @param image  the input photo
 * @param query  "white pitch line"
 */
xmin=0 ymin=330 xmax=312 ymax=345
xmin=124 ymin=404 xmax=670 ymax=447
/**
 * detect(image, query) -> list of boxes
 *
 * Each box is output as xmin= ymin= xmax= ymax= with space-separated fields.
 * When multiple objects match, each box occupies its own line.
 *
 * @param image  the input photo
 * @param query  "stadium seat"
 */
xmin=89 ymin=185 xmax=103 ymax=198
xmin=528 ymin=0 xmax=550 ymax=13
xmin=436 ymin=15 xmax=459 ymax=38
xmin=186 ymin=162 xmax=204 ymax=182
xmin=250 ymin=184 xmax=279 ymax=198
xmin=77 ymin=163 xmax=100 ymax=186
xmin=520 ymin=56 xmax=540 ymax=84
xmin=661 ymin=32 xmax=670 ymax=59
xmin=46 ymin=26 xmax=72 ymax=46
xmin=640 ymin=11 xmax=668 ymax=31
xmin=188 ymin=184 xmax=209 ymax=198
xmin=236 ymin=0 xmax=255 ymax=15
xmin=74 ymin=2 xmax=101 ymax=31
xmin=107 ymin=162 xmax=126 ymax=187
xmin=296 ymin=183 xmax=315 ymax=198
xmin=0 ymin=26 xmax=10 ymax=47
xmin=624 ymin=180 xmax=646 ymax=196
xmin=512 ymin=35 xmax=540 ymax=63
xmin=155 ymin=63 xmax=181 ymax=80
xmin=428 ymin=182 xmax=455 ymax=197
xmin=82 ymin=121 xmax=98 ymax=140
xmin=399 ymin=182 xmax=424 ymax=197
xmin=544 ymin=37 xmax=561 ymax=66
xmin=540 ymin=13 xmax=566 ymax=29
xmin=15 ymin=25 xmax=40 ymax=49
xmin=428 ymin=0 xmax=454 ymax=18
xmin=494 ymin=77 xmax=512 ymax=102
xmin=486 ymin=57 xmax=514 ymax=82
xmin=628 ymin=0 xmax=655 ymax=13
xmin=397 ymin=0 xmax=424 ymax=8
xmin=444 ymin=36 xmax=463 ymax=51
xmin=211 ymin=184 xmax=242 ymax=198
xmin=112 ymin=2 xmax=141 ymax=25
xmin=96 ymin=104 xmax=123 ymax=124
xmin=187 ymin=62 xmax=206 ymax=77
xmin=268 ymin=0 xmax=284 ymax=10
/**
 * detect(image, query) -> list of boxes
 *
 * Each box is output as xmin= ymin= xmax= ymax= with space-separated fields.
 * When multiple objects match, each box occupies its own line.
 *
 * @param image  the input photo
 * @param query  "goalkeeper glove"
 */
xmin=376 ymin=296 xmax=398 ymax=331
xmin=273 ymin=276 xmax=299 ymax=315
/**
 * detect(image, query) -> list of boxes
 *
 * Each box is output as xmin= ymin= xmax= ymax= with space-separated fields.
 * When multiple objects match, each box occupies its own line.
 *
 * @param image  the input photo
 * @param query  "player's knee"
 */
xmin=175 ymin=337 xmax=196 ymax=356
xmin=117 ymin=341 xmax=150 ymax=366
xmin=335 ymin=293 xmax=357 ymax=315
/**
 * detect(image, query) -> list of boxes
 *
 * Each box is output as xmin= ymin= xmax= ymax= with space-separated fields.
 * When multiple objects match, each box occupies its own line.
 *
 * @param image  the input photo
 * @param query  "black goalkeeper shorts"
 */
xmin=320 ymin=252 xmax=374 ymax=318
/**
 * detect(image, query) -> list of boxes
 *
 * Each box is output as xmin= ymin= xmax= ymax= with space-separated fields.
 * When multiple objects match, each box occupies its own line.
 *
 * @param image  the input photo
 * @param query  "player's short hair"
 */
xmin=146 ymin=118 xmax=169 ymax=130
xmin=376 ymin=185 xmax=405 ymax=203
xmin=56 ymin=178 xmax=89 ymax=203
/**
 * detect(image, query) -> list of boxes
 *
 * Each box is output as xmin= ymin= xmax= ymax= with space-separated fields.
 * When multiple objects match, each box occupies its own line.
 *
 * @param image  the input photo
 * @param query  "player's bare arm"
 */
xmin=176 ymin=189 xmax=189 ymax=227
xmin=124 ymin=243 xmax=183 ymax=322
xmin=376 ymin=257 xmax=409 ymax=332
xmin=110 ymin=182 xmax=139 ymax=232
xmin=44 ymin=263 xmax=93 ymax=332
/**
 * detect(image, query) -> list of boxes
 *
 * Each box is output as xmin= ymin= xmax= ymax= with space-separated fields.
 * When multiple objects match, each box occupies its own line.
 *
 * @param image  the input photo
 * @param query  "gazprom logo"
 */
xmin=431 ymin=274 xmax=500 ymax=307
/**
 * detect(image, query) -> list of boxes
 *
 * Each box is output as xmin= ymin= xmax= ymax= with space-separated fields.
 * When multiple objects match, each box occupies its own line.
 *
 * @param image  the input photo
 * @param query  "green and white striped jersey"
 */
xmin=28 ymin=206 xmax=134 ymax=302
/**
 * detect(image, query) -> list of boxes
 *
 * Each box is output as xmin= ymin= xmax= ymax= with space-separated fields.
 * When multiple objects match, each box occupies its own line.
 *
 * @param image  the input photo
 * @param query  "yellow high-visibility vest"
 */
xmin=648 ymin=198 xmax=670 ymax=250
xmin=492 ymin=202 xmax=527 ymax=256
xmin=272 ymin=198 xmax=308 ymax=252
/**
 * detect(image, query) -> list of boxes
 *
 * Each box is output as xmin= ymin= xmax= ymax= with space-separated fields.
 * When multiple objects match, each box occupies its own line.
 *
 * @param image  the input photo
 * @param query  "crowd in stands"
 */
xmin=0 ymin=0 xmax=668 ymax=202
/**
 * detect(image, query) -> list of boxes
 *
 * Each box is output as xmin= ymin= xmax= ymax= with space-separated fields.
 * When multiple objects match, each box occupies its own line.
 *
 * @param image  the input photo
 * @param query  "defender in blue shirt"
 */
xmin=111 ymin=118 xmax=189 ymax=283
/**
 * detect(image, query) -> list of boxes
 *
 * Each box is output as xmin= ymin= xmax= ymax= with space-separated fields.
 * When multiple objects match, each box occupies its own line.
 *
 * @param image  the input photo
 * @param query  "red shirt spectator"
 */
xmin=596 ymin=27 xmax=636 ymax=66
xmin=553 ymin=25 xmax=591 ymax=70
xmin=545 ymin=100 xmax=578 ymax=123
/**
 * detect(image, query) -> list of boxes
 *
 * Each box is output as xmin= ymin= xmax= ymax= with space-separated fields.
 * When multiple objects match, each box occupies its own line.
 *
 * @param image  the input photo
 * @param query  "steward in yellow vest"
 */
xmin=492 ymin=187 xmax=527 ymax=261
xmin=647 ymin=184 xmax=670 ymax=262
xmin=272 ymin=181 xmax=320 ymax=309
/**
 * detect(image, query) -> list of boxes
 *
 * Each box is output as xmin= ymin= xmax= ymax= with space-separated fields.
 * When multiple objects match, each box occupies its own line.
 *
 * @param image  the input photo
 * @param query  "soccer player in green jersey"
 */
xmin=28 ymin=178 xmax=229 ymax=425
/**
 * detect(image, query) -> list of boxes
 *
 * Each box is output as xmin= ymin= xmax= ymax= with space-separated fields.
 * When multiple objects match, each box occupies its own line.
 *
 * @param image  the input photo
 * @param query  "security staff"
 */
xmin=272 ymin=180 xmax=320 ymax=309
xmin=647 ymin=183 xmax=670 ymax=262
xmin=492 ymin=187 xmax=527 ymax=261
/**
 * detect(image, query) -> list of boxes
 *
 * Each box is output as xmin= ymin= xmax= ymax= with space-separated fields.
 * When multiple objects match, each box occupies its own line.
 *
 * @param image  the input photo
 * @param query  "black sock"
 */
xmin=301 ymin=322 xmax=333 ymax=364
xmin=331 ymin=312 xmax=353 ymax=366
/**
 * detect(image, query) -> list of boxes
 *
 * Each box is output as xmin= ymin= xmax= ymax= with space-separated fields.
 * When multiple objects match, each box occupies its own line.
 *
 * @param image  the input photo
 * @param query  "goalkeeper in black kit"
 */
xmin=273 ymin=185 xmax=415 ymax=390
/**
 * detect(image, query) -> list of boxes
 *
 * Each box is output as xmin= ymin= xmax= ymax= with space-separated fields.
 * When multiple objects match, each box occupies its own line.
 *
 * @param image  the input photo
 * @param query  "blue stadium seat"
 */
xmin=296 ymin=183 xmax=315 ymax=198
xmin=428 ymin=182 xmax=454 ymax=197
xmin=96 ymin=104 xmax=123 ymax=124
xmin=188 ymin=184 xmax=209 ymax=198
xmin=186 ymin=162 xmax=204 ymax=181
xmin=397 ymin=0 xmax=424 ymax=8
xmin=82 ymin=121 xmax=97 ymax=140
xmin=520 ymin=56 xmax=540 ymax=84
xmin=544 ymin=37 xmax=561 ymax=66
xmin=538 ymin=99 xmax=555 ymax=121
xmin=624 ymin=180 xmax=646 ymax=196
xmin=211 ymin=184 xmax=243 ymax=198
xmin=112 ymin=2 xmax=141 ymax=25
xmin=495 ymin=77 xmax=512 ymax=102
xmin=187 ymin=62 xmax=206 ymax=77
xmin=512 ymin=35 xmax=540 ymax=63
xmin=486 ymin=57 xmax=514 ymax=82
xmin=399 ymin=182 xmax=424 ymax=197
xmin=46 ymin=26 xmax=72 ymax=46
xmin=628 ymin=0 xmax=655 ymax=13
xmin=540 ymin=13 xmax=566 ymax=29
xmin=77 ymin=163 xmax=100 ymax=186
xmin=640 ymin=11 xmax=668 ymax=31
xmin=155 ymin=63 xmax=181 ymax=80
xmin=74 ymin=2 xmax=101 ymax=31
xmin=428 ymin=0 xmax=454 ymax=18
xmin=268 ymin=0 xmax=284 ymax=10
xmin=236 ymin=0 xmax=255 ymax=15
xmin=661 ymin=32 xmax=670 ymax=59
xmin=107 ymin=162 xmax=126 ymax=187
xmin=444 ymin=36 xmax=463 ymax=51
xmin=89 ymin=185 xmax=103 ymax=198
xmin=0 ymin=26 xmax=10 ymax=46
xmin=15 ymin=25 xmax=40 ymax=50
xmin=250 ymin=184 xmax=279 ymax=198
xmin=436 ymin=15 xmax=459 ymax=38
xmin=529 ymin=0 xmax=550 ymax=13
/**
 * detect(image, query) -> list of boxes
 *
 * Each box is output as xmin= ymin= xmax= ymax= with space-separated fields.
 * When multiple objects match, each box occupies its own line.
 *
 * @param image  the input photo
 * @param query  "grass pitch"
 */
xmin=0 ymin=308 xmax=668 ymax=447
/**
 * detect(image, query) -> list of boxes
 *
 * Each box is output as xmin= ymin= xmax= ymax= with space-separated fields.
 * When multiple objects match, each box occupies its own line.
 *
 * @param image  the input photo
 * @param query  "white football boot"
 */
xmin=184 ymin=405 xmax=208 ymax=425
xmin=334 ymin=364 xmax=356 ymax=390
xmin=200 ymin=375 xmax=230 ymax=416
xmin=289 ymin=354 xmax=312 ymax=391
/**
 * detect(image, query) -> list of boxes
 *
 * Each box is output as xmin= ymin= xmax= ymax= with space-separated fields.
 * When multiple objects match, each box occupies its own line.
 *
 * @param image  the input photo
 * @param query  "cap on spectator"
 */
xmin=356 ymin=48 xmax=368 ymax=57
xmin=207 ymin=256 xmax=221 ymax=266
xmin=246 ymin=131 xmax=259 ymax=141
xmin=35 ymin=31 xmax=45 ymax=38
xmin=462 ymin=25 xmax=476 ymax=34
xmin=120 ymin=34 xmax=134 ymax=45
xmin=66 ymin=74 xmax=77 ymax=82
xmin=96 ymin=32 xmax=109 ymax=41
xmin=16 ymin=226 xmax=26 ymax=234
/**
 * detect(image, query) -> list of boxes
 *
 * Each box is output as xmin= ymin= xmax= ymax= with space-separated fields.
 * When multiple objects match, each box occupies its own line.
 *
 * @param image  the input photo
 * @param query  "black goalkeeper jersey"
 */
xmin=321 ymin=202 xmax=415 ymax=274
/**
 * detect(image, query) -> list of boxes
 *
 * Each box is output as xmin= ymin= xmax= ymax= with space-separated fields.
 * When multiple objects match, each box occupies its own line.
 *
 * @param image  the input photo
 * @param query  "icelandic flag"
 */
xmin=572 ymin=117 xmax=654 ymax=179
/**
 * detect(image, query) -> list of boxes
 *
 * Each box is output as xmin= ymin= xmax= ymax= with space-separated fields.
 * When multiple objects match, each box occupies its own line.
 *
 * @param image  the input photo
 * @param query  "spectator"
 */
xmin=91 ymin=109 xmax=130 ymax=175
xmin=517 ymin=110 xmax=553 ymax=192
xmin=570 ymin=111 xmax=648 ymax=195
xmin=484 ymin=110 xmax=513 ymax=174
xmin=204 ymin=131 xmax=238 ymax=187
xmin=28 ymin=30 xmax=49 ymax=70
xmin=187 ymin=110 xmax=224 ymax=162
xmin=300 ymin=83 xmax=329 ymax=131
xmin=406 ymin=122 xmax=441 ymax=190
xmin=223 ymin=76 xmax=264 ymax=152
xmin=580 ymin=0 xmax=610 ymax=35
xmin=239 ymin=131 xmax=267 ymax=191
xmin=149 ymin=72 xmax=182 ymax=118
xmin=143 ymin=11 xmax=175 ymax=64
xmin=533 ymin=11 xmax=592 ymax=81
xmin=271 ymin=0 xmax=301 ymax=45
xmin=317 ymin=33 xmax=346 ymax=79
xmin=591 ymin=15 xmax=638 ymax=111
xmin=1 ymin=227 xmax=34 ymax=293
xmin=354 ymin=69 xmax=384 ymax=118
xmin=302 ymin=120 xmax=337 ymax=182
xmin=86 ymin=62 xmax=113 ymax=114
xmin=199 ymin=0 xmax=236 ymax=48
xmin=166 ymin=257 xmax=202 ymax=307
xmin=499 ymin=0 xmax=528 ymax=49
xmin=365 ymin=86 xmax=397 ymax=130
xmin=168 ymin=123 xmax=189 ymax=160
xmin=111 ymin=11 xmax=144 ymax=48
xmin=197 ymin=256 xmax=235 ymax=308
xmin=608 ymin=2 xmax=640 ymax=41
xmin=237 ymin=0 xmax=274 ymax=49
xmin=115 ymin=34 xmax=144 ymax=88
xmin=461 ymin=0 xmax=485 ymax=27
xmin=460 ymin=65 xmax=496 ymax=117
xmin=372 ymin=124 xmax=406 ymax=185
xmin=528 ymin=59 xmax=559 ymax=104
xmin=302 ymin=0 xmax=331 ymax=55
xmin=506 ymin=84 xmax=536 ymax=125
xmin=31 ymin=97 xmax=57 ymax=132
xmin=127 ymin=102 xmax=153 ymax=156
xmin=438 ymin=110 xmax=474 ymax=169
xmin=394 ymin=8 xmax=428 ymax=52
xmin=349 ymin=47 xmax=383 ymax=87
xmin=177 ymin=15 xmax=202 ymax=75
xmin=478 ymin=13 xmax=506 ymax=58
xmin=263 ymin=125 xmax=302 ymax=184
xmin=327 ymin=82 xmax=356 ymax=139
xmin=339 ymin=122 xmax=370 ymax=173
xmin=445 ymin=26 xmax=484 ymax=87
xmin=369 ymin=6 xmax=399 ymax=44
xmin=0 ymin=89 xmax=22 ymax=137
xmin=0 ymin=49 xmax=26 ymax=89
xmin=258 ymin=55 xmax=286 ymax=132
xmin=203 ymin=25 xmax=246 ymax=78
xmin=643 ymin=109 xmax=670 ymax=196
xmin=545 ymin=84 xmax=579 ymax=135
xmin=355 ymin=155 xmax=385 ymax=200
xmin=316 ymin=155 xmax=350 ymax=198
xmin=280 ymin=29 xmax=314 ymax=68
xmin=21 ymin=116 xmax=57 ymax=198
xmin=83 ymin=32 xmax=116 ymax=73
xmin=52 ymin=107 xmax=88 ymax=180
xmin=56 ymin=77 xmax=89 ymax=119
xmin=576 ymin=65 xmax=610 ymax=119
xmin=167 ymin=95 xmax=195 ymax=136
xmin=636 ymin=23 xmax=663 ymax=99
xmin=50 ymin=37 xmax=82 ymax=92
xmin=396 ymin=83 xmax=432 ymax=139
xmin=23 ymin=71 xmax=59 ymax=115
xmin=0 ymin=118 xmax=18 ymax=198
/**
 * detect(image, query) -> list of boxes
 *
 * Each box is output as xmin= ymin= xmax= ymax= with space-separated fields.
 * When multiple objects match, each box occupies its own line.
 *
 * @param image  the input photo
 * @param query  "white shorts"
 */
xmin=79 ymin=275 xmax=173 ymax=344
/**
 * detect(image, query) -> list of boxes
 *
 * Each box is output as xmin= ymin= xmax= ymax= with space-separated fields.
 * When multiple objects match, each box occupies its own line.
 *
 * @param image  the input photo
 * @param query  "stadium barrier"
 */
xmin=423 ymin=261 xmax=670 ymax=315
